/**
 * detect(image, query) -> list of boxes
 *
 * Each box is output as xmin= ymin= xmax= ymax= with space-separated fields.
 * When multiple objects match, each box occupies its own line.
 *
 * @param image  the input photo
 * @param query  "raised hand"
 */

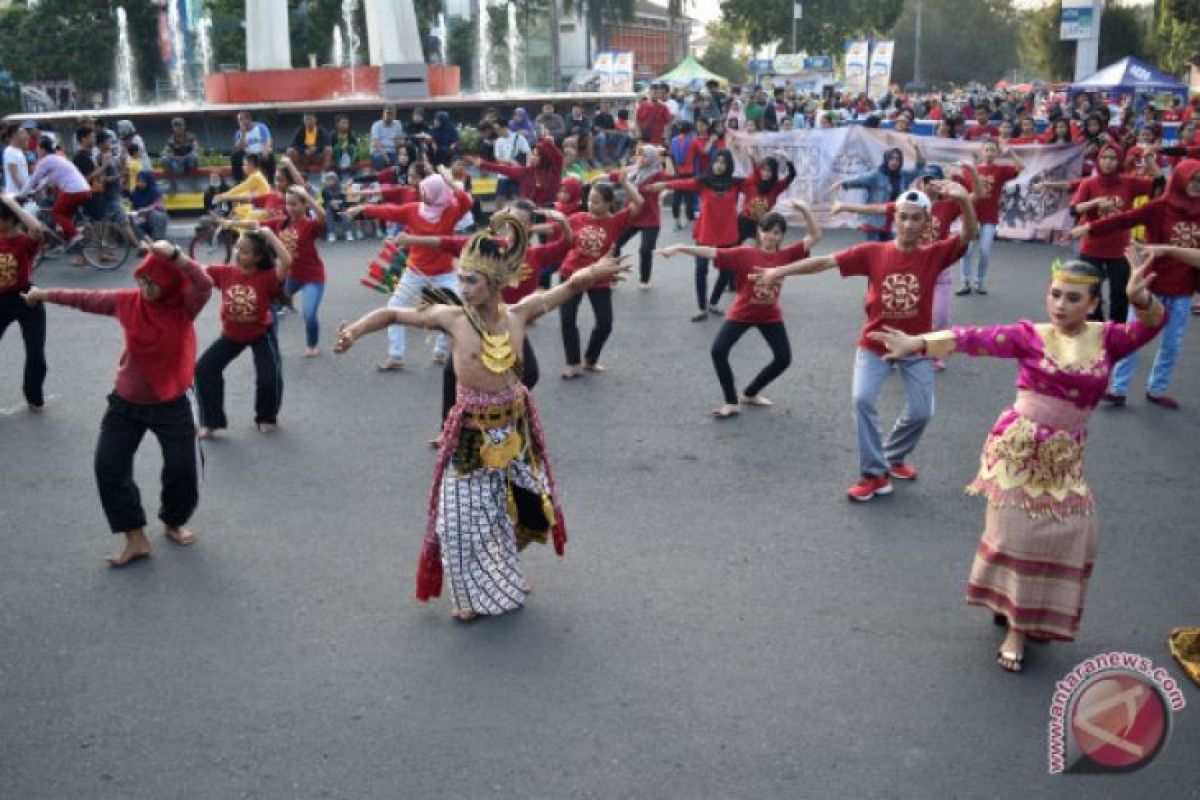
xmin=1067 ymin=224 xmax=1088 ymax=240
xmin=333 ymin=321 xmax=357 ymax=354
xmin=588 ymin=254 xmax=632 ymax=283
xmin=1124 ymin=245 xmax=1156 ymax=308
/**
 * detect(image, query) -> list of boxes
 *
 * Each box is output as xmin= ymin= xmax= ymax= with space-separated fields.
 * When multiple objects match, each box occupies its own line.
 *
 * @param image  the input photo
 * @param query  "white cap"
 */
xmin=896 ymin=189 xmax=932 ymax=214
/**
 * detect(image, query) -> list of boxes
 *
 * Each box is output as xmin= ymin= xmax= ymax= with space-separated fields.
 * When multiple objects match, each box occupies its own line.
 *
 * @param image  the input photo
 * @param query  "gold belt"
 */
xmin=465 ymin=398 xmax=526 ymax=431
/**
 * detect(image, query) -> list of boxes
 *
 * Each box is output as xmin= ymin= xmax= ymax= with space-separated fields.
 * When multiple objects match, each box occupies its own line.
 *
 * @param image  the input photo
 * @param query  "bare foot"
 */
xmin=711 ymin=404 xmax=740 ymax=419
xmin=638 ymin=282 xmax=650 ymax=290
xmin=997 ymin=629 xmax=1026 ymax=673
xmin=257 ymin=422 xmax=278 ymax=434
xmin=450 ymin=608 xmax=478 ymax=622
xmin=583 ymin=361 xmax=605 ymax=373
xmin=197 ymin=427 xmax=215 ymax=440
xmin=105 ymin=529 xmax=151 ymax=567
xmin=163 ymin=525 xmax=197 ymax=547
xmin=561 ymin=365 xmax=583 ymax=380
xmin=303 ymin=347 xmax=319 ymax=358
xmin=740 ymin=395 xmax=774 ymax=407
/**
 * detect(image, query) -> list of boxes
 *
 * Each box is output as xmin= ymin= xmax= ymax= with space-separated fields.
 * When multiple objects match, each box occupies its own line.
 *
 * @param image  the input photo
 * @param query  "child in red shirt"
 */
xmin=755 ymin=183 xmax=978 ymax=502
xmin=611 ymin=145 xmax=671 ymax=287
xmin=736 ymin=154 xmax=795 ymax=243
xmin=0 ymin=194 xmax=46 ymax=409
xmin=558 ymin=177 xmax=643 ymax=378
xmin=24 ymin=244 xmax=214 ymax=566
xmin=958 ymin=141 xmax=1024 ymax=295
xmin=261 ymin=187 xmax=327 ymax=356
xmin=658 ymin=205 xmax=820 ymax=417
xmin=195 ymin=227 xmax=293 ymax=438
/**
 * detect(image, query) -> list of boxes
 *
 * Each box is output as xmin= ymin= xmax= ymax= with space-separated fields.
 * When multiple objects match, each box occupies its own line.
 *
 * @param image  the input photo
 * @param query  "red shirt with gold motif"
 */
xmin=206 ymin=265 xmax=282 ymax=343
xmin=262 ymin=216 xmax=325 ymax=284
xmin=1070 ymin=175 xmax=1156 ymax=260
xmin=713 ymin=240 xmax=810 ymax=324
xmin=0 ymin=232 xmax=40 ymax=295
xmin=558 ymin=208 xmax=633 ymax=289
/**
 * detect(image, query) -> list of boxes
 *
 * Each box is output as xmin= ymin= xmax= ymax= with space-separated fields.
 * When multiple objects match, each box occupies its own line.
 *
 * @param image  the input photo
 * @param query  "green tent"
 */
xmin=655 ymin=56 xmax=728 ymax=90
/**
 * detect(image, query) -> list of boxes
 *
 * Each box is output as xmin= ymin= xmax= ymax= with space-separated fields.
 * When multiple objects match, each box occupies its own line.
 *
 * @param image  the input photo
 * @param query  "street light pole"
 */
xmin=792 ymin=1 xmax=801 ymax=53
xmin=913 ymin=0 xmax=922 ymax=87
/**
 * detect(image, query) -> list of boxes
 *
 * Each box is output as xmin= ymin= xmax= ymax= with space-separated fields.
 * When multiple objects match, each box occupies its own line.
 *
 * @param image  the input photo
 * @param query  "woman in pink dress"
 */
xmin=869 ymin=251 xmax=1165 ymax=672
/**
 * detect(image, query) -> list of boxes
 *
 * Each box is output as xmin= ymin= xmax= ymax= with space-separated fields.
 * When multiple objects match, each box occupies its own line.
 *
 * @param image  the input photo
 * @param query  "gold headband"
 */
xmin=1050 ymin=259 xmax=1101 ymax=286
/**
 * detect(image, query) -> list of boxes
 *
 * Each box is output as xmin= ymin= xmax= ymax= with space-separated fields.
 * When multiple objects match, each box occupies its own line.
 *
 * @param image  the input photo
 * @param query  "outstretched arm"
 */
xmin=657 ymin=243 xmax=718 ymax=260
xmin=832 ymin=200 xmax=887 ymax=215
xmin=754 ymin=254 xmax=839 ymax=286
xmin=1139 ymin=243 xmax=1200 ymax=268
xmin=792 ymin=200 xmax=822 ymax=249
xmin=334 ymin=304 xmax=449 ymax=353
xmin=510 ymin=255 xmax=630 ymax=324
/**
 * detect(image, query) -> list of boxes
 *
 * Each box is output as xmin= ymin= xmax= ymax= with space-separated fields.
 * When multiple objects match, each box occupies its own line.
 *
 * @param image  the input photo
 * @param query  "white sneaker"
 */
xmin=356 ymin=230 xmax=365 ymax=240
xmin=327 ymin=233 xmax=337 ymax=243
xmin=345 ymin=232 xmax=355 ymax=242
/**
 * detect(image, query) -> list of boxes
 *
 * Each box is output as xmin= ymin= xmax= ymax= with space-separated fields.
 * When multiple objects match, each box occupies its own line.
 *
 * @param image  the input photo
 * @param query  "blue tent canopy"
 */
xmin=1067 ymin=57 xmax=1188 ymax=109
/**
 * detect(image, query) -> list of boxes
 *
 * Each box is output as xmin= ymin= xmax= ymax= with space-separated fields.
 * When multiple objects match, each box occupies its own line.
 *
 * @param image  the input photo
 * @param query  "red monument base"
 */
xmin=205 ymin=66 xmax=460 ymax=105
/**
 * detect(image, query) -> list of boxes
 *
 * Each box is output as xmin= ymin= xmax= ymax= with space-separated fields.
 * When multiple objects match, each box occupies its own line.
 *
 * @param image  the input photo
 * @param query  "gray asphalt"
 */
xmin=2 ymin=225 xmax=1198 ymax=799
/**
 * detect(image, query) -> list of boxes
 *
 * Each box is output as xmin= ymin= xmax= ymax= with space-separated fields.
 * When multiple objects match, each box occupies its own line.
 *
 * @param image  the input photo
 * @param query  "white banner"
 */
xmin=844 ymin=40 xmax=869 ymax=96
xmin=731 ymin=129 xmax=1085 ymax=241
xmin=867 ymin=40 xmax=894 ymax=101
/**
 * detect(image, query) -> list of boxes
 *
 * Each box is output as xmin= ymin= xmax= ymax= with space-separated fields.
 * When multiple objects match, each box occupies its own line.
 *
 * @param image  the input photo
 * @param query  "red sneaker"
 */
xmin=847 ymin=474 xmax=893 ymax=502
xmin=1146 ymin=393 xmax=1180 ymax=410
xmin=888 ymin=462 xmax=919 ymax=481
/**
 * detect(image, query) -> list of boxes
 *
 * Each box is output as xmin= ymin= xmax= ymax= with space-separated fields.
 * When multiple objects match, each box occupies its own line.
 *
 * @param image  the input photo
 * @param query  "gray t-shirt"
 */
xmin=370 ymin=119 xmax=404 ymax=152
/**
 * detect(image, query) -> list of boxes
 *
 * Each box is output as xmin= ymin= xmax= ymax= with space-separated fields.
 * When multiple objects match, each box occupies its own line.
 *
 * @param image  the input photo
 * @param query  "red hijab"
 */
xmin=1095 ymin=142 xmax=1123 ymax=188
xmin=555 ymin=177 xmax=583 ymax=214
xmin=1164 ymin=159 xmax=1200 ymax=217
xmin=115 ymin=254 xmax=197 ymax=402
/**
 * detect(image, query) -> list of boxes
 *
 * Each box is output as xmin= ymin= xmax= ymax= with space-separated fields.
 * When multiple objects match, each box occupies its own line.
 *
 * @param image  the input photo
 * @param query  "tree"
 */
xmin=1019 ymin=1 xmax=1155 ymax=83
xmin=1154 ymin=0 xmax=1200 ymax=74
xmin=720 ymin=0 xmax=903 ymax=54
xmin=559 ymin=0 xmax=636 ymax=50
xmin=890 ymin=0 xmax=1019 ymax=87
xmin=699 ymin=21 xmax=750 ymax=85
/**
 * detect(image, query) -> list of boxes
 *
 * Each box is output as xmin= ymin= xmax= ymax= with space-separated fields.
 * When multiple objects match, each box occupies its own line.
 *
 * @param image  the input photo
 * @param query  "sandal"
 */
xmin=561 ymin=366 xmax=583 ymax=380
xmin=997 ymin=649 xmax=1024 ymax=673
xmin=690 ymin=311 xmax=708 ymax=323
xmin=711 ymin=406 xmax=740 ymax=419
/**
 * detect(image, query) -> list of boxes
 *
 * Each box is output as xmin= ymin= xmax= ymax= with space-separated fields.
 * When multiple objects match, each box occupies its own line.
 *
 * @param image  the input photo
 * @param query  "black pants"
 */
xmin=194 ymin=330 xmax=283 ymax=428
xmin=616 ymin=225 xmax=660 ymax=284
xmin=710 ymin=321 xmax=792 ymax=404
xmin=95 ymin=392 xmax=201 ymax=534
xmin=230 ymin=150 xmax=276 ymax=184
xmin=1081 ymin=255 xmax=1131 ymax=323
xmin=672 ymin=189 xmax=697 ymax=221
xmin=0 ymin=290 xmax=47 ymax=406
xmin=560 ymin=286 xmax=613 ymax=366
xmin=695 ymin=257 xmax=735 ymax=312
xmin=441 ymin=337 xmax=540 ymax=421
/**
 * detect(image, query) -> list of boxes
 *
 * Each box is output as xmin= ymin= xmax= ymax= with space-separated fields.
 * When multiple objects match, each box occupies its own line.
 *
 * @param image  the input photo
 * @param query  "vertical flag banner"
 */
xmin=867 ymin=40 xmax=894 ymax=100
xmin=844 ymin=40 xmax=870 ymax=96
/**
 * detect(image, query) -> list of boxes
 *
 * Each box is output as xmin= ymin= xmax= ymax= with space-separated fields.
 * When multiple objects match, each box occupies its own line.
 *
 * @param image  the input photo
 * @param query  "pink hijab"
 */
xmin=418 ymin=174 xmax=454 ymax=223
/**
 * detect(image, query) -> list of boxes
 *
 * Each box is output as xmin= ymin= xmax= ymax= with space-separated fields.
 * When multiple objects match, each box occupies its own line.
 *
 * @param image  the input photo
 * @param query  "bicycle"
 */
xmin=31 ymin=204 xmax=131 ymax=272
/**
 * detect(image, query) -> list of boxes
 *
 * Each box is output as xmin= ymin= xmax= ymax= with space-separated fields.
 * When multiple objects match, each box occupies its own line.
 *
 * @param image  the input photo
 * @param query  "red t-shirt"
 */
xmin=836 ymin=236 xmax=967 ymax=355
xmin=739 ymin=178 xmax=791 ymax=222
xmin=685 ymin=137 xmax=714 ymax=176
xmin=438 ymin=234 xmax=570 ymax=304
xmin=363 ymin=191 xmax=472 ymax=276
xmin=964 ymin=124 xmax=999 ymax=141
xmin=206 ymin=264 xmax=281 ymax=343
xmin=379 ymin=185 xmax=418 ymax=204
xmin=1071 ymin=175 xmax=1156 ymax=259
xmin=559 ymin=208 xmax=633 ymax=289
xmin=253 ymin=191 xmax=286 ymax=217
xmin=263 ymin=216 xmax=325 ymax=284
xmin=635 ymin=101 xmax=673 ymax=145
xmin=610 ymin=170 xmax=667 ymax=228
xmin=0 ymin=233 xmax=40 ymax=294
xmin=964 ymin=164 xmax=1019 ymax=224
xmin=668 ymin=178 xmax=743 ymax=246
xmin=713 ymin=240 xmax=810 ymax=324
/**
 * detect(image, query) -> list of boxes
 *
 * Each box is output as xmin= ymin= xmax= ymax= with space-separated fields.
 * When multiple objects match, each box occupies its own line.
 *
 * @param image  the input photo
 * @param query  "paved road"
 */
xmin=2 ymin=226 xmax=1198 ymax=799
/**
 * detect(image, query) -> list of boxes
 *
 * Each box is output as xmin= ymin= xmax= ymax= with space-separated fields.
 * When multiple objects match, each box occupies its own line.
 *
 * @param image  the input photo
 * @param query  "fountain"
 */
xmin=167 ymin=0 xmax=189 ymax=103
xmin=332 ymin=26 xmax=345 ymax=68
xmin=507 ymin=1 xmax=520 ymax=90
xmin=437 ymin=13 xmax=449 ymax=66
xmin=113 ymin=7 xmax=139 ymax=107
xmin=477 ymin=0 xmax=491 ymax=92
xmin=342 ymin=0 xmax=361 ymax=95
xmin=196 ymin=13 xmax=214 ymax=81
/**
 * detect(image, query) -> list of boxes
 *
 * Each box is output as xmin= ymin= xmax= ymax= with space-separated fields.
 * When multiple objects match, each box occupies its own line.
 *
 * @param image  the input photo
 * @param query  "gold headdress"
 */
xmin=1050 ymin=258 xmax=1101 ymax=286
xmin=459 ymin=211 xmax=530 ymax=288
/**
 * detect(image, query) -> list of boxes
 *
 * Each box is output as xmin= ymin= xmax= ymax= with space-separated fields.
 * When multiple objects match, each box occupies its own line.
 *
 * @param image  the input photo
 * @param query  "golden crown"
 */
xmin=459 ymin=211 xmax=530 ymax=288
xmin=1050 ymin=258 xmax=1101 ymax=286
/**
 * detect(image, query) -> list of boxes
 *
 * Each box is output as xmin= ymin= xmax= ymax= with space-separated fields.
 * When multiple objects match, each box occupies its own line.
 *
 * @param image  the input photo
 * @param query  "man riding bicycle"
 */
xmin=18 ymin=135 xmax=90 ymax=250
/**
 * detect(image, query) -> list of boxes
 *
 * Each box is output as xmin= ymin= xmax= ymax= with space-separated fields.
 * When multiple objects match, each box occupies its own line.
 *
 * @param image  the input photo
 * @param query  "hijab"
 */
xmin=1164 ymin=158 xmax=1200 ymax=217
xmin=511 ymin=107 xmax=536 ymax=138
xmin=1095 ymin=142 xmax=1124 ymax=188
xmin=756 ymin=156 xmax=781 ymax=195
xmin=418 ymin=174 xmax=455 ymax=223
xmin=697 ymin=148 xmax=736 ymax=193
xmin=628 ymin=147 xmax=662 ymax=186
xmin=555 ymin=177 xmax=583 ymax=214
xmin=879 ymin=148 xmax=904 ymax=199
xmin=115 ymin=253 xmax=196 ymax=402
xmin=130 ymin=170 xmax=162 ymax=210
xmin=431 ymin=111 xmax=458 ymax=151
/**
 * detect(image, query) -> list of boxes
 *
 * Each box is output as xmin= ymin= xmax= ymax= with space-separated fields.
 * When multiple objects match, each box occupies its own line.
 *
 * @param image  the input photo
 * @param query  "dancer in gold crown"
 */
xmin=334 ymin=212 xmax=629 ymax=621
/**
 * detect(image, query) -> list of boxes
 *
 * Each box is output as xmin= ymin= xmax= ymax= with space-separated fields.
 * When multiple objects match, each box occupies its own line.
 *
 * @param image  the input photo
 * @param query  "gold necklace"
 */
xmin=469 ymin=307 xmax=516 ymax=374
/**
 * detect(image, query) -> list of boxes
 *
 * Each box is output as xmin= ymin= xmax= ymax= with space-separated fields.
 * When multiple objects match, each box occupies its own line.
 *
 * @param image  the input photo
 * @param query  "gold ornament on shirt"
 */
xmin=458 ymin=212 xmax=530 ymax=374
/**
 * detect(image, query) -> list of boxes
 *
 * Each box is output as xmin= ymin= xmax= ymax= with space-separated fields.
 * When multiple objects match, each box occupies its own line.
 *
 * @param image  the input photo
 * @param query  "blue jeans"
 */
xmin=164 ymin=153 xmax=198 ymax=175
xmin=386 ymin=269 xmax=458 ymax=359
xmin=594 ymin=131 xmax=631 ymax=163
xmin=325 ymin=212 xmax=348 ymax=239
xmin=959 ymin=223 xmax=996 ymax=288
xmin=284 ymin=279 xmax=324 ymax=348
xmin=1109 ymin=294 xmax=1192 ymax=397
xmin=371 ymin=150 xmax=398 ymax=171
xmin=851 ymin=347 xmax=935 ymax=477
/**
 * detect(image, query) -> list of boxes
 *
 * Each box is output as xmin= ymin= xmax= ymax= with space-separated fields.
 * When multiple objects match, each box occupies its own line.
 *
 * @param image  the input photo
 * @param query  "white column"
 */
xmin=246 ymin=0 xmax=292 ymax=70
xmin=364 ymin=0 xmax=425 ymax=65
